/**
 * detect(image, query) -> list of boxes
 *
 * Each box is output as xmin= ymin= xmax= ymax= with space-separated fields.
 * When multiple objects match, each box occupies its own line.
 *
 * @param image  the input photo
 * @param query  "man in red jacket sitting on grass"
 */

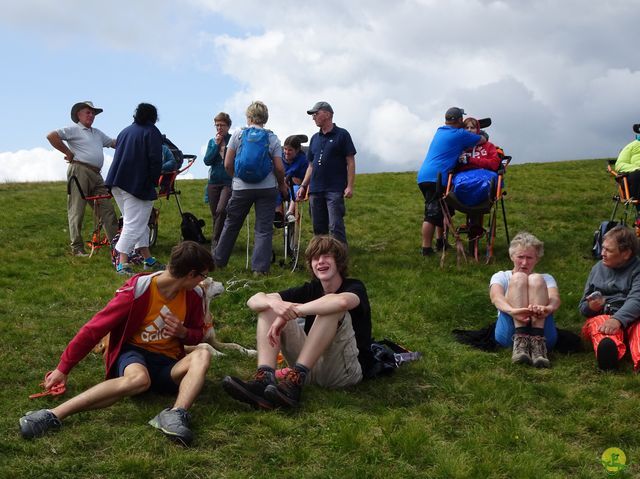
xmin=19 ymin=241 xmax=215 ymax=446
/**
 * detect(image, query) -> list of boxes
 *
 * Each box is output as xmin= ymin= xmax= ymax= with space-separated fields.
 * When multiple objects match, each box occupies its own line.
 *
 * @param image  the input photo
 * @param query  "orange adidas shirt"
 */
xmin=129 ymin=277 xmax=187 ymax=359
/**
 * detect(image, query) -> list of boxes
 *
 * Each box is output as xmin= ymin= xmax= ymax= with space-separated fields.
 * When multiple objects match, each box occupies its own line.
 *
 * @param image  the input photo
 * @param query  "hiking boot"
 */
xmin=148 ymin=407 xmax=193 ymax=446
xmin=422 ymin=247 xmax=435 ymax=256
xmin=264 ymin=368 xmax=305 ymax=408
xmin=511 ymin=333 xmax=532 ymax=365
xmin=116 ymin=262 xmax=134 ymax=275
xmin=19 ymin=409 xmax=61 ymax=439
xmin=222 ymin=370 xmax=275 ymax=410
xmin=530 ymin=336 xmax=550 ymax=368
xmin=597 ymin=337 xmax=619 ymax=371
xmin=143 ymin=257 xmax=165 ymax=271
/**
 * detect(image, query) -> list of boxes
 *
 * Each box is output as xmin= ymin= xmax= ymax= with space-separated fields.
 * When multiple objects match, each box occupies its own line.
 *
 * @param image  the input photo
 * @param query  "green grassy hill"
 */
xmin=1 ymin=159 xmax=637 ymax=478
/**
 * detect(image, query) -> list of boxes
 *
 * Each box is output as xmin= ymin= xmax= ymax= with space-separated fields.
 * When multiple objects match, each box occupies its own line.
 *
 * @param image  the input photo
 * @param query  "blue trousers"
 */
xmin=494 ymin=311 xmax=558 ymax=349
xmin=309 ymin=191 xmax=347 ymax=245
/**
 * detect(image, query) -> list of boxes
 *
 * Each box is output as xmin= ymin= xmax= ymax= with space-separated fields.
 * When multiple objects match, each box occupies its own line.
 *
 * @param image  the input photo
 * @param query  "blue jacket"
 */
xmin=106 ymin=122 xmax=162 ymax=201
xmin=285 ymin=150 xmax=308 ymax=181
xmin=203 ymin=134 xmax=232 ymax=186
xmin=417 ymin=126 xmax=481 ymax=185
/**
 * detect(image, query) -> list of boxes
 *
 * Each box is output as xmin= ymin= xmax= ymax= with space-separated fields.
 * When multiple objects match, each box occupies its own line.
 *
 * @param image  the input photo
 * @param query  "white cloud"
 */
xmin=196 ymin=0 xmax=640 ymax=171
xmin=2 ymin=0 xmax=640 ymax=182
xmin=0 ymin=149 xmax=113 ymax=183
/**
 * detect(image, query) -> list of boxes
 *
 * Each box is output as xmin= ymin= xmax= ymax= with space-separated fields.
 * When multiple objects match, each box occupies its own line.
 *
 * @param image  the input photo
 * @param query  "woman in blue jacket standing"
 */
xmin=203 ymin=112 xmax=233 ymax=253
xmin=106 ymin=103 xmax=164 ymax=274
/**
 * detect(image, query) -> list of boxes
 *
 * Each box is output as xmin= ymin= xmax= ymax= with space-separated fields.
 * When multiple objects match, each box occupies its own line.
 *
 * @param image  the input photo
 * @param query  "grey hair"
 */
xmin=508 ymin=232 xmax=544 ymax=258
xmin=245 ymin=101 xmax=269 ymax=125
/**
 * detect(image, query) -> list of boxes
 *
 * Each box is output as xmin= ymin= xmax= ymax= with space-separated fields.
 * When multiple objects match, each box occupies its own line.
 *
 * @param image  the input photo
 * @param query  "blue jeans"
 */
xmin=309 ymin=191 xmax=347 ymax=244
xmin=494 ymin=311 xmax=558 ymax=349
xmin=214 ymin=187 xmax=277 ymax=273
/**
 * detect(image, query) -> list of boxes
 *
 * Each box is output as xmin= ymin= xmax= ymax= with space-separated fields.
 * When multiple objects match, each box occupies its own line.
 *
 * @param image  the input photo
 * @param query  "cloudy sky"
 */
xmin=1 ymin=0 xmax=639 ymax=182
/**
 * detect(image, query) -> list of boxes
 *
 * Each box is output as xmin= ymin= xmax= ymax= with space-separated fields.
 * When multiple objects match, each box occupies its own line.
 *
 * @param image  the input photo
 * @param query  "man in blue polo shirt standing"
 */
xmin=417 ymin=107 xmax=485 ymax=256
xmin=297 ymin=102 xmax=356 ymax=245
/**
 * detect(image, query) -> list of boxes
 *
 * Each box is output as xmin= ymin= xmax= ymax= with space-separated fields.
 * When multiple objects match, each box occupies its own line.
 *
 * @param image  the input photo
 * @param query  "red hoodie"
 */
xmin=56 ymin=272 xmax=205 ymax=378
xmin=457 ymin=118 xmax=501 ymax=172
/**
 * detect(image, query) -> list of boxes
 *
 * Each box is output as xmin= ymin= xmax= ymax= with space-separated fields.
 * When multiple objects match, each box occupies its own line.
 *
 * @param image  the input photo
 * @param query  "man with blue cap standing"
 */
xmin=297 ymin=101 xmax=356 ymax=245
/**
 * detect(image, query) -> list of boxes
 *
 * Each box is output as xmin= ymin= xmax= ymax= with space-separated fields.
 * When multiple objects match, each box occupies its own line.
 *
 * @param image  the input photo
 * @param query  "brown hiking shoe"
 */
xmin=511 ymin=333 xmax=532 ymax=365
xmin=264 ymin=368 xmax=305 ymax=408
xmin=221 ymin=369 xmax=275 ymax=410
xmin=530 ymin=336 xmax=550 ymax=368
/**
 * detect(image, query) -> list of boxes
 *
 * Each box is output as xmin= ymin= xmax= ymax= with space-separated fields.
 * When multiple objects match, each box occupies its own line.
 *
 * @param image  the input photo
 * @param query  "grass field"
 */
xmin=1 ymin=159 xmax=638 ymax=478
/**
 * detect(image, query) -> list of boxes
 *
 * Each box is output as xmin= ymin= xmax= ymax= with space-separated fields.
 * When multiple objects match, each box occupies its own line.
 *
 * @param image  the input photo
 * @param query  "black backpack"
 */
xmin=181 ymin=212 xmax=207 ymax=243
xmin=592 ymin=220 xmax=617 ymax=259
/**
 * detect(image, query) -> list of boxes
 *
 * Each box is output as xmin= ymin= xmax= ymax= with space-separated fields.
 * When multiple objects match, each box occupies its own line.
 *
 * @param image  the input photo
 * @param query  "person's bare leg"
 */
xmin=422 ymin=221 xmax=435 ymax=249
xmin=170 ymin=348 xmax=212 ymax=410
xmin=52 ymin=364 xmax=151 ymax=420
xmin=505 ymin=272 xmax=530 ymax=327
xmin=527 ymin=273 xmax=550 ymax=329
xmin=256 ymin=309 xmax=281 ymax=369
xmin=295 ymin=312 xmax=343 ymax=368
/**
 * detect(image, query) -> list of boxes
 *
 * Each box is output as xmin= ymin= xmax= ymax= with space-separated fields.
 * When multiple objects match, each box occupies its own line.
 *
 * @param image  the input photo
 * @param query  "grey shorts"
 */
xmin=280 ymin=312 xmax=363 ymax=388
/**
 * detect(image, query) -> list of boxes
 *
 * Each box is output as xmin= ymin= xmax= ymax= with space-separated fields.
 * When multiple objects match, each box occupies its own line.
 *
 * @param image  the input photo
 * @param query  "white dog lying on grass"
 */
xmin=184 ymin=277 xmax=257 ymax=357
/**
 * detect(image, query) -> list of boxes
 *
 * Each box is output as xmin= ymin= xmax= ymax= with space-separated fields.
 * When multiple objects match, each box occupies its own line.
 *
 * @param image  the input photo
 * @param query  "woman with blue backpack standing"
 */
xmin=213 ymin=101 xmax=289 ymax=275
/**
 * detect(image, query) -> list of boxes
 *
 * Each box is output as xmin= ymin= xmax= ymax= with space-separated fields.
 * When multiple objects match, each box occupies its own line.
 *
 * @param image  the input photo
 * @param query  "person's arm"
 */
xmin=344 ymin=154 xmax=355 ymax=198
xmin=224 ymin=147 xmax=236 ymax=177
xmin=579 ymin=266 xmax=605 ymax=317
xmin=467 ymin=143 xmax=501 ymax=171
xmin=203 ymin=139 xmax=218 ymax=166
xmin=55 ymin=286 xmax=134 ymax=377
xmin=46 ymin=131 xmax=74 ymax=162
xmin=295 ymin=292 xmax=360 ymax=317
xmin=530 ymin=287 xmax=561 ymax=319
xmin=247 ymin=292 xmax=300 ymax=321
xmin=272 ymin=155 xmax=289 ymax=199
xmin=610 ymin=268 xmax=640 ymax=329
xmin=296 ymin=163 xmax=312 ymax=200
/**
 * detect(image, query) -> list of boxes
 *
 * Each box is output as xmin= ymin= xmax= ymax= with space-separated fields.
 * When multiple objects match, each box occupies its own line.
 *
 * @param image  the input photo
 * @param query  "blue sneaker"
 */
xmin=116 ymin=262 xmax=134 ymax=275
xmin=19 ymin=409 xmax=61 ymax=439
xmin=143 ymin=257 xmax=165 ymax=271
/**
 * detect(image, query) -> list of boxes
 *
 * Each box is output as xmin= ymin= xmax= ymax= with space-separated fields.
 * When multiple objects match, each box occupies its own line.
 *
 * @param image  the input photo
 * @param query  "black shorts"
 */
xmin=418 ymin=181 xmax=444 ymax=227
xmin=116 ymin=344 xmax=179 ymax=394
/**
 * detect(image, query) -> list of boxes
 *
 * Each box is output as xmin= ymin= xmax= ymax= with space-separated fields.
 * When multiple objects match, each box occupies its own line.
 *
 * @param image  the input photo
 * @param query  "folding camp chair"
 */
xmin=273 ymin=178 xmax=305 ymax=271
xmin=67 ymin=176 xmax=160 ymax=257
xmin=440 ymin=118 xmax=511 ymax=263
xmin=606 ymin=162 xmax=640 ymax=237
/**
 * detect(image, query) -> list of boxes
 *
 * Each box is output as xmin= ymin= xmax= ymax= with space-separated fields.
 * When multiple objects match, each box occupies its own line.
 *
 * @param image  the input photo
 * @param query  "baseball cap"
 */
xmin=445 ymin=107 xmax=465 ymax=121
xmin=307 ymin=101 xmax=334 ymax=115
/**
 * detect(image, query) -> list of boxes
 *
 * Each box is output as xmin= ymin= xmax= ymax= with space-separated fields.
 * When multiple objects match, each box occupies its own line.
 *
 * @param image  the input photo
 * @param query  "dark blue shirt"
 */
xmin=307 ymin=124 xmax=356 ymax=193
xmin=284 ymin=150 xmax=308 ymax=181
xmin=106 ymin=122 xmax=162 ymax=201
xmin=417 ymin=126 xmax=481 ymax=185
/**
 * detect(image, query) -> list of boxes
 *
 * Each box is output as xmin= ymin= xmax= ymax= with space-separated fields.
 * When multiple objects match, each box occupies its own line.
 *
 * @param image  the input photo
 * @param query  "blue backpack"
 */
xmin=234 ymin=127 xmax=272 ymax=182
